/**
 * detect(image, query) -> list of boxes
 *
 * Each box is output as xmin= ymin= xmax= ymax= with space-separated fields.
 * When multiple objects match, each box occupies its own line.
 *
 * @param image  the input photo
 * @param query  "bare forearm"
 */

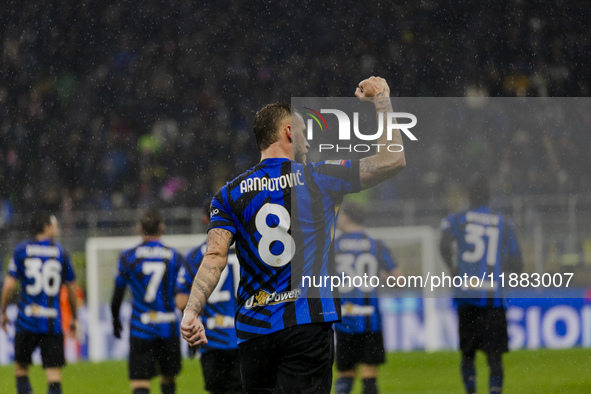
xmin=67 ymin=283 xmax=78 ymax=319
xmin=0 ymin=291 xmax=8 ymax=314
xmin=1 ymin=278 xmax=16 ymax=314
xmin=185 ymin=256 xmax=225 ymax=315
xmin=175 ymin=294 xmax=189 ymax=311
xmin=360 ymin=97 xmax=406 ymax=190
xmin=184 ymin=228 xmax=234 ymax=316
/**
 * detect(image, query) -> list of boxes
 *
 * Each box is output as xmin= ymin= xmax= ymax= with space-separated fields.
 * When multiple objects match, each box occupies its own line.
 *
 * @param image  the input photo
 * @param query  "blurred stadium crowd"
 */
xmin=1 ymin=0 xmax=590 ymax=219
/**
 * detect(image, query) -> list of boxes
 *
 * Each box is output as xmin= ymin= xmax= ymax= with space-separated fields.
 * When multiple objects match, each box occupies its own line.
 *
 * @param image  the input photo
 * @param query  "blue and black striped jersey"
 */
xmin=114 ymin=240 xmax=185 ymax=340
xmin=334 ymin=231 xmax=397 ymax=334
xmin=176 ymin=242 xmax=240 ymax=352
xmin=440 ymin=205 xmax=522 ymax=307
xmin=209 ymin=158 xmax=360 ymax=343
xmin=8 ymin=239 xmax=76 ymax=334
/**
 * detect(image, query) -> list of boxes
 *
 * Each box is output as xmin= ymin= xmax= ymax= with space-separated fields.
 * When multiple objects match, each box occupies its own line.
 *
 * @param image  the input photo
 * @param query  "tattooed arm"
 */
xmin=180 ymin=228 xmax=234 ymax=346
xmin=357 ymin=76 xmax=406 ymax=190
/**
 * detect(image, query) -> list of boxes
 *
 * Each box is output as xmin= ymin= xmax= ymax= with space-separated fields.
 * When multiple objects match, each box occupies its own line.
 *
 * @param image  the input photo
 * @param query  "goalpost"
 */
xmin=85 ymin=234 xmax=206 ymax=362
xmin=85 ymin=226 xmax=445 ymax=362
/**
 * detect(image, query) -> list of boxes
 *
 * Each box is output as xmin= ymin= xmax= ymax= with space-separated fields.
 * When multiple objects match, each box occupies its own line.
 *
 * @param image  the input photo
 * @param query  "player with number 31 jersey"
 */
xmin=440 ymin=195 xmax=522 ymax=307
xmin=439 ymin=176 xmax=522 ymax=394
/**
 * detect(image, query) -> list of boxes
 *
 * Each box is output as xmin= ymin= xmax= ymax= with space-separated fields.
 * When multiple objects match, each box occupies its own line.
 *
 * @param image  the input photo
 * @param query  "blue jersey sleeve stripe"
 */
xmin=208 ymin=223 xmax=237 ymax=235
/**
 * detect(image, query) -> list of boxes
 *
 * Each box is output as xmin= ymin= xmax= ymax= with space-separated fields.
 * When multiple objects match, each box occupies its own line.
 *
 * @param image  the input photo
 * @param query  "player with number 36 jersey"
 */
xmin=1 ymin=212 xmax=79 ymax=394
xmin=9 ymin=234 xmax=75 ymax=335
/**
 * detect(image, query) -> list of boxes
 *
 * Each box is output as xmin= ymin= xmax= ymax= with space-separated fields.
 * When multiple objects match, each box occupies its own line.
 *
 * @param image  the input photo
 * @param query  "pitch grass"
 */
xmin=0 ymin=349 xmax=589 ymax=393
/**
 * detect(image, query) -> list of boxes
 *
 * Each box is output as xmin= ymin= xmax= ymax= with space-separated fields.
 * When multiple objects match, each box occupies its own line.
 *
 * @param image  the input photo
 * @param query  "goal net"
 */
xmin=84 ymin=226 xmax=447 ymax=361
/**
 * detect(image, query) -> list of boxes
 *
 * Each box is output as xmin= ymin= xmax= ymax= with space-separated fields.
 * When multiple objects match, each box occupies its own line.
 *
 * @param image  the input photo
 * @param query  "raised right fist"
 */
xmin=355 ymin=76 xmax=390 ymax=101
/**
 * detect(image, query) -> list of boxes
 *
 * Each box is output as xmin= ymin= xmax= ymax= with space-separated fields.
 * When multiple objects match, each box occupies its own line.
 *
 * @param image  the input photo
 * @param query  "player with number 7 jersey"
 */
xmin=111 ymin=209 xmax=186 ymax=394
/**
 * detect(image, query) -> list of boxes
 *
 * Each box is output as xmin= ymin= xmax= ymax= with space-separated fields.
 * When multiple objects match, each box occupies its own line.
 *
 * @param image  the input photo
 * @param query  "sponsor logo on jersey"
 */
xmin=342 ymin=302 xmax=375 ymax=317
xmin=206 ymin=314 xmax=235 ymax=329
xmin=140 ymin=311 xmax=177 ymax=324
xmin=24 ymin=304 xmax=58 ymax=318
xmin=244 ymin=288 xmax=302 ymax=309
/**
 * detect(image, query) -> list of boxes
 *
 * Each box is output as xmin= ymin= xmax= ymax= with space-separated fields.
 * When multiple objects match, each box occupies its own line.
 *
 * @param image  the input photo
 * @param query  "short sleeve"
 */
xmin=208 ymin=188 xmax=237 ymax=235
xmin=62 ymin=251 xmax=76 ymax=283
xmin=307 ymin=159 xmax=360 ymax=199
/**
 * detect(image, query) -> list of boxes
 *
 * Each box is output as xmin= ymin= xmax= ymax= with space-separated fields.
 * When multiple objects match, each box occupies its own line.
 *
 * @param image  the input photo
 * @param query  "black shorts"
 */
xmin=335 ymin=331 xmax=385 ymax=371
xmin=201 ymin=349 xmax=242 ymax=393
xmin=458 ymin=305 xmax=509 ymax=355
xmin=238 ymin=323 xmax=334 ymax=394
xmin=129 ymin=336 xmax=182 ymax=380
xmin=14 ymin=330 xmax=65 ymax=369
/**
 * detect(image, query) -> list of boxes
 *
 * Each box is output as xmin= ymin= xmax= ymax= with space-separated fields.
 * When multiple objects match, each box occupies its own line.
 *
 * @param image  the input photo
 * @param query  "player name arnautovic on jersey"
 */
xmin=176 ymin=242 xmax=240 ymax=351
xmin=209 ymin=157 xmax=360 ymax=343
xmin=115 ymin=240 xmax=185 ymax=340
xmin=334 ymin=231 xmax=397 ymax=334
xmin=440 ymin=205 xmax=521 ymax=308
xmin=8 ymin=239 xmax=75 ymax=334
